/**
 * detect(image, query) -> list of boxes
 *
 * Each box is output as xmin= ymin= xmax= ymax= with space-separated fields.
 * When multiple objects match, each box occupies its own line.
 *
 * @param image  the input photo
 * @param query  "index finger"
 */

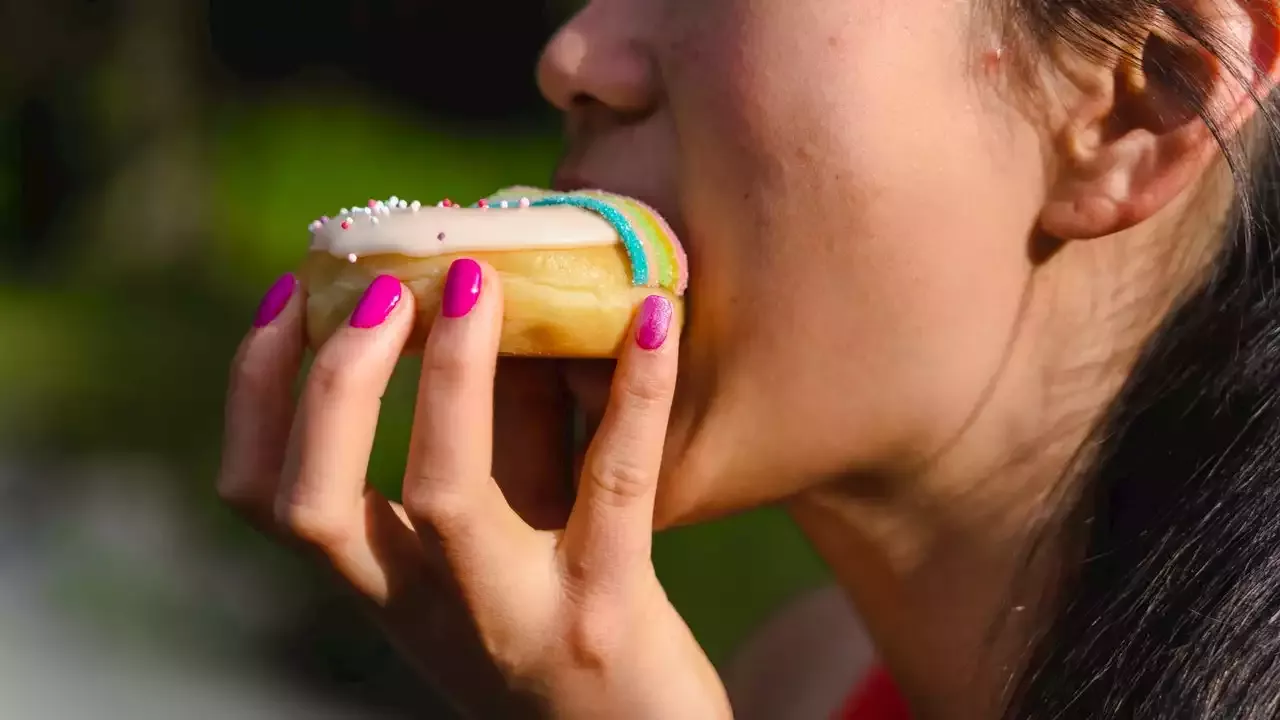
xmin=560 ymin=294 xmax=680 ymax=588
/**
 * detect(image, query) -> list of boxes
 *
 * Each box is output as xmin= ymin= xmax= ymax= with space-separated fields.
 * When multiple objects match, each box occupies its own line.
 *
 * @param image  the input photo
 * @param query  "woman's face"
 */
xmin=539 ymin=0 xmax=1051 ymax=524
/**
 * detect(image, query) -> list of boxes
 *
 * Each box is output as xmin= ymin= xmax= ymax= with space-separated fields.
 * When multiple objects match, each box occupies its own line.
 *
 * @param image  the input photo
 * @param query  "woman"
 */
xmin=217 ymin=0 xmax=1280 ymax=717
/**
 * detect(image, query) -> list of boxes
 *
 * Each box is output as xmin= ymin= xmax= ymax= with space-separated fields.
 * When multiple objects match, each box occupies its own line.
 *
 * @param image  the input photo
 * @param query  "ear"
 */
xmin=1039 ymin=0 xmax=1280 ymax=241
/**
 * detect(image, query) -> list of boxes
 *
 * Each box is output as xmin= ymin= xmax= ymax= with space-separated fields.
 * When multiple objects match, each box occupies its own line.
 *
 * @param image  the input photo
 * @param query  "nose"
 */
xmin=536 ymin=2 xmax=659 ymax=117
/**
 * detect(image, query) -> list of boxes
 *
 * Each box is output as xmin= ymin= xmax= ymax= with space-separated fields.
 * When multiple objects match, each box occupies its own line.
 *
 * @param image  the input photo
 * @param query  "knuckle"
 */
xmin=421 ymin=339 xmax=474 ymax=391
xmin=562 ymin=605 xmax=624 ymax=671
xmin=216 ymin=476 xmax=266 ymax=512
xmin=229 ymin=342 xmax=281 ymax=399
xmin=305 ymin=354 xmax=362 ymax=401
xmin=276 ymin=499 xmax=351 ymax=550
xmin=617 ymin=367 xmax=674 ymax=409
xmin=401 ymin=479 xmax=466 ymax=528
xmin=585 ymin=455 xmax=653 ymax=506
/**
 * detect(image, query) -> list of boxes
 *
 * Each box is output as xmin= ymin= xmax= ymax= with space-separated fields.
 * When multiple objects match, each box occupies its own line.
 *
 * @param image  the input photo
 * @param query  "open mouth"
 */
xmin=561 ymin=358 xmax=612 ymax=478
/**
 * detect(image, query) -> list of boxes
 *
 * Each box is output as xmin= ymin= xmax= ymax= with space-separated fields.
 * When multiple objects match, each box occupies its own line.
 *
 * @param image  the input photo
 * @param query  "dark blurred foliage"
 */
xmin=208 ymin=0 xmax=557 ymax=117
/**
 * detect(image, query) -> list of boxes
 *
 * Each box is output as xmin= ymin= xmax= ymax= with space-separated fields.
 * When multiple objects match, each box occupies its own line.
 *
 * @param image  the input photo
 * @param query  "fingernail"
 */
xmin=635 ymin=295 xmax=673 ymax=351
xmin=442 ymin=259 xmax=482 ymax=318
xmin=253 ymin=273 xmax=297 ymax=328
xmin=350 ymin=275 xmax=403 ymax=328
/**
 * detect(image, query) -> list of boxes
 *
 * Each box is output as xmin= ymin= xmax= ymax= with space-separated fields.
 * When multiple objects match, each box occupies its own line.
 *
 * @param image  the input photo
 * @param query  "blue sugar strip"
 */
xmin=528 ymin=195 xmax=650 ymax=287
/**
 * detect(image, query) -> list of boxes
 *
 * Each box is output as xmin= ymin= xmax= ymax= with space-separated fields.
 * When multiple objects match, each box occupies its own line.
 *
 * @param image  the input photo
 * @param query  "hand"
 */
xmin=217 ymin=265 xmax=730 ymax=719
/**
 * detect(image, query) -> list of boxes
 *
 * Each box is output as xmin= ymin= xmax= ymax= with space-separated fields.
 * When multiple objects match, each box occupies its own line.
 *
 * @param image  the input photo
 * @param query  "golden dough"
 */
xmin=300 ymin=245 xmax=684 ymax=358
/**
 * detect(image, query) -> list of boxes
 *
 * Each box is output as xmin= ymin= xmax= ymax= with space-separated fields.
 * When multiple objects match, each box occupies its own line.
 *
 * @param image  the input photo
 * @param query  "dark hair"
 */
xmin=998 ymin=2 xmax=1280 ymax=718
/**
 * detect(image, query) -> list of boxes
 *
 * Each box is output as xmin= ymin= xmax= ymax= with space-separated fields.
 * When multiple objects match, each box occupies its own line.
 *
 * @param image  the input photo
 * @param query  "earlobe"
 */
xmin=1040 ymin=184 xmax=1125 ymax=242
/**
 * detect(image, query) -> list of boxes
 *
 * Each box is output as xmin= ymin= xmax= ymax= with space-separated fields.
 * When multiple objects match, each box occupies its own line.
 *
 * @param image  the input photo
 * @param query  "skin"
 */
xmin=219 ymin=0 xmax=1280 ymax=718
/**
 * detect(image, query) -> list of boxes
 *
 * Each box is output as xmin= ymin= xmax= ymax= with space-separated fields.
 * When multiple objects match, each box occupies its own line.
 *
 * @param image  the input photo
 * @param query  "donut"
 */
xmin=299 ymin=187 xmax=688 ymax=357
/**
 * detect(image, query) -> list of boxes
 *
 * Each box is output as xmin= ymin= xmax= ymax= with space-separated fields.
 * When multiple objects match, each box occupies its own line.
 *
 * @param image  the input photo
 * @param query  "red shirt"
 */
xmin=835 ymin=666 xmax=911 ymax=720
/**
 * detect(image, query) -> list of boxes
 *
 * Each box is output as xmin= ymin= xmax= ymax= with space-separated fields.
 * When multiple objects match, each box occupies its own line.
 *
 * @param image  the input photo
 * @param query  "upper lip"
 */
xmin=550 ymin=169 xmax=594 ymax=194
xmin=551 ymin=169 xmax=685 ymax=238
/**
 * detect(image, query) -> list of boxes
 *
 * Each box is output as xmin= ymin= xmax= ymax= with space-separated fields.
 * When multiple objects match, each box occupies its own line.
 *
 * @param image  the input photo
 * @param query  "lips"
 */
xmin=551 ymin=170 xmax=687 ymax=242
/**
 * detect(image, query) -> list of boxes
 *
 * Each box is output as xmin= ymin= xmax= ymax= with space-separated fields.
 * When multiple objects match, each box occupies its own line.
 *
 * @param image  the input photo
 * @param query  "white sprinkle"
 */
xmin=436 ymin=201 xmax=445 ymax=208
xmin=519 ymin=197 xmax=531 ymax=208
xmin=347 ymin=253 xmax=358 ymax=263
xmin=371 ymin=216 xmax=380 ymax=225
xmin=389 ymin=195 xmax=399 ymax=206
xmin=398 ymin=200 xmax=408 ymax=209
xmin=499 ymin=200 xmax=509 ymax=208
xmin=340 ymin=208 xmax=350 ymax=215
xmin=410 ymin=200 xmax=421 ymax=211
xmin=362 ymin=207 xmax=372 ymax=215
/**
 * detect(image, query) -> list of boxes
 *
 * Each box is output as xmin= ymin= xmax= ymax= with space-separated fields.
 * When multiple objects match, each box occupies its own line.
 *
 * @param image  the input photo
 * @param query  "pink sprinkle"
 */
xmin=341 ymin=219 xmax=352 ymax=230
xmin=477 ymin=199 xmax=489 ymax=209
xmin=442 ymin=198 xmax=454 ymax=208
xmin=367 ymin=199 xmax=377 ymax=208
xmin=519 ymin=197 xmax=531 ymax=208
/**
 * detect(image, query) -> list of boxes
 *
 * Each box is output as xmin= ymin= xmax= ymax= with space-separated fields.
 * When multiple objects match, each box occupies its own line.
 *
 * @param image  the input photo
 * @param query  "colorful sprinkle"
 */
xmin=347 ymin=253 xmax=358 ymax=263
xmin=311 ymin=188 xmax=687 ymax=298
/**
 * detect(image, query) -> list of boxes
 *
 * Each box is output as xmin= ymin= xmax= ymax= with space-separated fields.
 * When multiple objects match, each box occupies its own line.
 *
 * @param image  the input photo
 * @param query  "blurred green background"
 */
xmin=2 ymin=0 xmax=829 ymax=716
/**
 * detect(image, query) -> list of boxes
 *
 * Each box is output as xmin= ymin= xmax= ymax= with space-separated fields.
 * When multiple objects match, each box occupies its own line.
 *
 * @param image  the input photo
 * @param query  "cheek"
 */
xmin=667 ymin=1 xmax=1048 ymax=479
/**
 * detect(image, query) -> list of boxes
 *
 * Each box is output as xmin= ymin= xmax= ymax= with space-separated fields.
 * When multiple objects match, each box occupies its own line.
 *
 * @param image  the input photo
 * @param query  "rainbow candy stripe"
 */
xmin=481 ymin=187 xmax=688 ymax=296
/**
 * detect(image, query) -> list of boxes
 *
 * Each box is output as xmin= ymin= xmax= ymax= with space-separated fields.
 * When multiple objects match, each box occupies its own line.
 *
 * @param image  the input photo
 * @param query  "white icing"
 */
xmin=309 ymin=204 xmax=617 ymax=259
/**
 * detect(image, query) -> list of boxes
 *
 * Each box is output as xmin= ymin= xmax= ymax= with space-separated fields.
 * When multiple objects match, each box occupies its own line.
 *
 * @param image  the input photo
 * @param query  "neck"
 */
xmin=783 ymin=198 xmax=1226 ymax=718
xmin=788 ymin=482 xmax=1056 ymax=719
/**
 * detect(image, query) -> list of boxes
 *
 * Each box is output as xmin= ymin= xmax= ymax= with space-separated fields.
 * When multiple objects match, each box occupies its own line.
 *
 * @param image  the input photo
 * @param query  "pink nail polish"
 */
xmin=635 ymin=295 xmax=673 ymax=351
xmin=442 ymin=259 xmax=482 ymax=318
xmin=350 ymin=275 xmax=403 ymax=328
xmin=254 ymin=273 xmax=297 ymax=328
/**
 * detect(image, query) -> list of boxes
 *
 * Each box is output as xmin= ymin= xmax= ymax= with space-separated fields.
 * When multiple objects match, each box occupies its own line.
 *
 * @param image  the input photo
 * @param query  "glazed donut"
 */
xmin=300 ymin=187 xmax=688 ymax=357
